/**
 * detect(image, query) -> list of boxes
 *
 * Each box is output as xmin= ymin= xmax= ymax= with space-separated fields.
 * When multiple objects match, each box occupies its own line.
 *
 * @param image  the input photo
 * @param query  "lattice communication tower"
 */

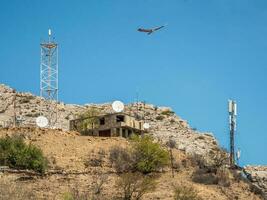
xmin=40 ymin=29 xmax=58 ymax=126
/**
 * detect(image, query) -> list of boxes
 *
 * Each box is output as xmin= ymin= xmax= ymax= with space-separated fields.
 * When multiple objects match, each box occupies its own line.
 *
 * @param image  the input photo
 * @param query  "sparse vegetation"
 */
xmin=173 ymin=184 xmax=202 ymax=200
xmin=0 ymin=179 xmax=36 ymax=200
xmin=155 ymin=115 xmax=164 ymax=120
xmin=116 ymin=172 xmax=156 ymax=200
xmin=63 ymin=175 xmax=108 ymax=200
xmin=109 ymin=146 xmax=134 ymax=172
xmin=192 ymin=168 xmax=219 ymax=185
xmin=109 ymin=135 xmax=169 ymax=174
xmin=130 ymin=135 xmax=169 ymax=174
xmin=76 ymin=107 xmax=100 ymax=134
xmin=85 ymin=149 xmax=106 ymax=167
xmin=161 ymin=110 xmax=175 ymax=116
xmin=190 ymin=150 xmax=231 ymax=187
xmin=25 ymin=112 xmax=40 ymax=117
xmin=166 ymin=138 xmax=176 ymax=178
xmin=0 ymin=135 xmax=48 ymax=173
xmin=63 ymin=188 xmax=90 ymax=200
xmin=170 ymin=118 xmax=176 ymax=123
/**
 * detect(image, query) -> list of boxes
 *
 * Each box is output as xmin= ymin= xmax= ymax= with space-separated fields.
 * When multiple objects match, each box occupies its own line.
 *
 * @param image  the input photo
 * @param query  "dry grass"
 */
xmin=0 ymin=179 xmax=36 ymax=200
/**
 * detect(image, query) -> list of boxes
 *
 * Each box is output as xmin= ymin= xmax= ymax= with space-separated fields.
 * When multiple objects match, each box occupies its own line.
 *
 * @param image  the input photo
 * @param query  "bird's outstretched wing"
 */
xmin=153 ymin=25 xmax=164 ymax=31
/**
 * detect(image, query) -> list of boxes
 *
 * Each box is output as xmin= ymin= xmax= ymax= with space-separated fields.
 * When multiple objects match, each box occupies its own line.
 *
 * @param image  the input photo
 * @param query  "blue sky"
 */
xmin=0 ymin=0 xmax=267 ymax=166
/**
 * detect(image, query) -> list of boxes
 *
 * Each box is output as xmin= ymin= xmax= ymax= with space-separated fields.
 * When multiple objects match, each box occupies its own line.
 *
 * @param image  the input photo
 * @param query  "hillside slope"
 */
xmin=0 ymin=127 xmax=263 ymax=200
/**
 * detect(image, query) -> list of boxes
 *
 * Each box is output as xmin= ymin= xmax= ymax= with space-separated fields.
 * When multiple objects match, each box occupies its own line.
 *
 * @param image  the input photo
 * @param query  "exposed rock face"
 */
xmin=0 ymin=84 xmax=84 ymax=130
xmin=244 ymin=166 xmax=267 ymax=199
xmin=0 ymin=84 xmax=218 ymax=158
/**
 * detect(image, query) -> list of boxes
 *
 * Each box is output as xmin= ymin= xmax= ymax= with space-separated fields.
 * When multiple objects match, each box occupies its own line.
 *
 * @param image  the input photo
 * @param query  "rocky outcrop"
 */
xmin=0 ymin=84 xmax=85 ymax=130
xmin=244 ymin=166 xmax=267 ymax=199
xmin=0 ymin=83 xmax=219 ymax=158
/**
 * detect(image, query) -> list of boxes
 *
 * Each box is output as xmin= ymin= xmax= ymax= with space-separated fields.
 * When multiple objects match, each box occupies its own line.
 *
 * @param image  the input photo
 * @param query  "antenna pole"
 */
xmin=136 ymin=90 xmax=139 ymax=119
xmin=229 ymin=100 xmax=237 ymax=168
xmin=40 ymin=29 xmax=58 ymax=128
xmin=13 ymin=91 xmax=16 ymax=128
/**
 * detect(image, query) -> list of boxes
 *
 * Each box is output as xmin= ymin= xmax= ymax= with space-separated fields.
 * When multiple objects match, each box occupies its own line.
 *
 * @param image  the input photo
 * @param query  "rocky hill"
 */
xmin=0 ymin=84 xmax=218 ymax=158
xmin=0 ymin=83 xmax=266 ymax=199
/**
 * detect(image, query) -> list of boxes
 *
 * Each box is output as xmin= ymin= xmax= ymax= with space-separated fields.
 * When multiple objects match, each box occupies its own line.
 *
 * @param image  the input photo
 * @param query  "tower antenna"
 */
xmin=228 ymin=100 xmax=237 ymax=168
xmin=40 ymin=29 xmax=58 ymax=127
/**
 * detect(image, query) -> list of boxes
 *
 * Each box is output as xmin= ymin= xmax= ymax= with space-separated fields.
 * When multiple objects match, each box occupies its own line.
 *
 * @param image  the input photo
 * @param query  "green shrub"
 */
xmin=130 ymin=135 xmax=169 ymax=174
xmin=110 ymin=135 xmax=169 ymax=174
xmin=173 ymin=184 xmax=202 ymax=200
xmin=76 ymin=108 xmax=100 ymax=133
xmin=0 ymin=136 xmax=47 ymax=173
xmin=161 ymin=110 xmax=175 ymax=116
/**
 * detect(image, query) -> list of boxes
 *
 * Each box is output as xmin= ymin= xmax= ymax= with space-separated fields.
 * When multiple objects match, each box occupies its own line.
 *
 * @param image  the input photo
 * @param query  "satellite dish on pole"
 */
xmin=36 ymin=116 xmax=48 ymax=128
xmin=112 ymin=101 xmax=124 ymax=112
xmin=143 ymin=122 xmax=150 ymax=129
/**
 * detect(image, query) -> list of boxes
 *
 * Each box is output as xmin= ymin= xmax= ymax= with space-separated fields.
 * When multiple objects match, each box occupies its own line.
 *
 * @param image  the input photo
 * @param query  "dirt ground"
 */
xmin=0 ymin=127 xmax=263 ymax=200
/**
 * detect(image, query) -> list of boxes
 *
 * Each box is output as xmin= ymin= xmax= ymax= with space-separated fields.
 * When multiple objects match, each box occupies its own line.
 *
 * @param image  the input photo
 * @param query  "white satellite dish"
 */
xmin=143 ymin=123 xmax=150 ymax=129
xmin=112 ymin=101 xmax=124 ymax=112
xmin=36 ymin=116 xmax=48 ymax=128
xmin=237 ymin=149 xmax=241 ymax=160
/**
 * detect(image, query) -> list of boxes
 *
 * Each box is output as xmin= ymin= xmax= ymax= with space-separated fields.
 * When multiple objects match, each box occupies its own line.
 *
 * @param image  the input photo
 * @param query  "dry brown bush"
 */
xmin=115 ymin=172 xmax=156 ymax=200
xmin=192 ymin=168 xmax=219 ymax=185
xmin=109 ymin=146 xmax=134 ymax=172
xmin=85 ymin=149 xmax=106 ymax=167
xmin=64 ymin=175 xmax=108 ymax=200
xmin=192 ymin=167 xmax=231 ymax=187
xmin=217 ymin=168 xmax=231 ymax=187
xmin=173 ymin=183 xmax=202 ymax=200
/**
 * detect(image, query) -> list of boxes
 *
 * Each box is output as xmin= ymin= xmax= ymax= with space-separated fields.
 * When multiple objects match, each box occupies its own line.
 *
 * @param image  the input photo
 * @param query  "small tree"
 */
xmin=76 ymin=107 xmax=100 ymax=133
xmin=0 ymin=136 xmax=47 ymax=173
xmin=116 ymin=173 xmax=156 ymax=200
xmin=131 ymin=135 xmax=169 ymax=174
xmin=166 ymin=138 xmax=176 ymax=178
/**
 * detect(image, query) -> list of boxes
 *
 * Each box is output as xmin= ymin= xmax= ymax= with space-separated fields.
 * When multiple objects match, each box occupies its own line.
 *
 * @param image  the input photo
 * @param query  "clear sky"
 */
xmin=0 ymin=0 xmax=266 ymax=166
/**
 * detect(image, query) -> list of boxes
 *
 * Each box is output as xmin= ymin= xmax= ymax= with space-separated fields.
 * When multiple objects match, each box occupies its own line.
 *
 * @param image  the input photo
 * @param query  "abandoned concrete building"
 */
xmin=69 ymin=113 xmax=144 ymax=137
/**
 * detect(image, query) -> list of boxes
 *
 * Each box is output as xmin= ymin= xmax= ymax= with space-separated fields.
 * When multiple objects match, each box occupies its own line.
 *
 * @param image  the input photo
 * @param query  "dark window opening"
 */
xmin=116 ymin=115 xmax=125 ymax=122
xmin=122 ymin=129 xmax=126 ymax=138
xmin=116 ymin=128 xmax=120 ymax=135
xmin=99 ymin=129 xmax=111 ymax=137
xmin=99 ymin=117 xmax=105 ymax=125
xmin=128 ymin=130 xmax=132 ymax=137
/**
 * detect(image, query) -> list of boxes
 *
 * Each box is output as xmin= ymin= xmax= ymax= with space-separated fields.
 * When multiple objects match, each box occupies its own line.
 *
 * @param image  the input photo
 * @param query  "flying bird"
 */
xmin=137 ymin=25 xmax=165 ymax=35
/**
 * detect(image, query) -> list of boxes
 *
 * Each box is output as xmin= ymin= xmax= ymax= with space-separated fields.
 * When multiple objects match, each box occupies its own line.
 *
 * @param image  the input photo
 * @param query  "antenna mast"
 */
xmin=228 ymin=100 xmax=237 ymax=168
xmin=40 ymin=29 xmax=58 ymax=127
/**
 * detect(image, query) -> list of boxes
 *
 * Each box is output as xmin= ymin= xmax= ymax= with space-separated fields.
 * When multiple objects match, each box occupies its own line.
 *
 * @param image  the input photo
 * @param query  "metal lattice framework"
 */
xmin=40 ymin=29 xmax=58 ymax=126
